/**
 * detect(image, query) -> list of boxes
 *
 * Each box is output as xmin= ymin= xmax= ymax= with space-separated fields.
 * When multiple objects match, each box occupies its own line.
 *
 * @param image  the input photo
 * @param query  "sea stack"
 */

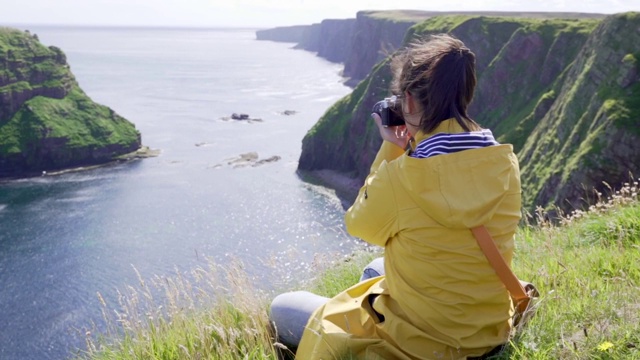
xmin=0 ymin=27 xmax=142 ymax=177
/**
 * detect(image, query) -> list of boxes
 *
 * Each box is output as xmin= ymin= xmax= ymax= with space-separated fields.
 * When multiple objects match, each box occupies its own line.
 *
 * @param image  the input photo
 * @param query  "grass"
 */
xmin=1 ymin=88 xmax=139 ymax=154
xmin=504 ymin=180 xmax=640 ymax=359
xmin=77 ymin=260 xmax=282 ymax=360
xmin=76 ymin=180 xmax=640 ymax=359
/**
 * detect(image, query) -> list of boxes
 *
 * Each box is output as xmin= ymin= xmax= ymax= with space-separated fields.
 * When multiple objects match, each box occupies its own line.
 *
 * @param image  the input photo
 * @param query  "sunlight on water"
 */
xmin=0 ymin=26 xmax=356 ymax=360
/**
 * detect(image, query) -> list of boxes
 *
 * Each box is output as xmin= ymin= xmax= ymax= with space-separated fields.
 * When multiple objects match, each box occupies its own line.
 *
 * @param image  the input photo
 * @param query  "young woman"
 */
xmin=271 ymin=34 xmax=522 ymax=359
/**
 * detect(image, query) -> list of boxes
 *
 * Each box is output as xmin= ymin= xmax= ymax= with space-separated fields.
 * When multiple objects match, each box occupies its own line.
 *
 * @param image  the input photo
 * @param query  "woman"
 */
xmin=271 ymin=34 xmax=522 ymax=359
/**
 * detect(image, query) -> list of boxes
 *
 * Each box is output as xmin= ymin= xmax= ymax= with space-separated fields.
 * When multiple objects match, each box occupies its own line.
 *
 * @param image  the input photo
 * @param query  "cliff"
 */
xmin=255 ymin=25 xmax=310 ymax=43
xmin=312 ymin=19 xmax=356 ymax=63
xmin=0 ymin=27 xmax=141 ymax=177
xmin=342 ymin=11 xmax=424 ymax=85
xmin=257 ymin=20 xmax=357 ymax=64
xmin=298 ymin=13 xmax=640 ymax=214
xmin=256 ymin=12 xmax=428 ymax=85
xmin=258 ymin=11 xmax=607 ymax=87
xmin=515 ymin=13 xmax=640 ymax=211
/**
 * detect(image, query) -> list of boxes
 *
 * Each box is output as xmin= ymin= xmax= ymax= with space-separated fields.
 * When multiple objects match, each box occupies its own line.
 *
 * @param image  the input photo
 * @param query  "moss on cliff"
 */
xmin=472 ymin=18 xmax=599 ymax=149
xmin=515 ymin=13 xmax=640 ymax=211
xmin=1 ymin=88 xmax=138 ymax=152
xmin=0 ymin=27 xmax=141 ymax=176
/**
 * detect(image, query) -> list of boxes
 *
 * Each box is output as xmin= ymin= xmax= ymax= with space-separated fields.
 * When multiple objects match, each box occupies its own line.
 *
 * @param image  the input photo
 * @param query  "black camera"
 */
xmin=372 ymin=95 xmax=404 ymax=127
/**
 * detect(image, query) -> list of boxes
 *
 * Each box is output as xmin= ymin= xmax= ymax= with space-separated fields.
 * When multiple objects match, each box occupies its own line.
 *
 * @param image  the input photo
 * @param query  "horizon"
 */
xmin=1 ymin=0 xmax=639 ymax=28
xmin=0 ymin=9 xmax=623 ymax=31
xmin=0 ymin=9 xmax=633 ymax=32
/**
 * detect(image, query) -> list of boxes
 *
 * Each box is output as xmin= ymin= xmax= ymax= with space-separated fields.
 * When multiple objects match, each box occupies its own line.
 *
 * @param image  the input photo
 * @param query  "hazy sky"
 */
xmin=1 ymin=0 xmax=639 ymax=28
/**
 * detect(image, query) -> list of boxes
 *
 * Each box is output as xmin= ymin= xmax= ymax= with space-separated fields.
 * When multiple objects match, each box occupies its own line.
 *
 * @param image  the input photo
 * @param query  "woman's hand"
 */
xmin=372 ymin=113 xmax=410 ymax=149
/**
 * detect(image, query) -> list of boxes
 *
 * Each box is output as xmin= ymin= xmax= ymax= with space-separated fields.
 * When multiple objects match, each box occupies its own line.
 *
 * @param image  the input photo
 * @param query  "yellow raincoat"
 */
xmin=296 ymin=119 xmax=522 ymax=359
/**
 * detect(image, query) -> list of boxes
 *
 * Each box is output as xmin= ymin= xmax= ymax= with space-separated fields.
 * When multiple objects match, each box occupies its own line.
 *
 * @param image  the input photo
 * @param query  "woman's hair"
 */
xmin=391 ymin=34 xmax=479 ymax=133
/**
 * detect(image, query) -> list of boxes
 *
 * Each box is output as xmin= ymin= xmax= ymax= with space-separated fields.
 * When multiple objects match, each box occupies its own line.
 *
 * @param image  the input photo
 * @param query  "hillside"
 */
xmin=0 ymin=27 xmax=141 ymax=177
xmin=297 ymin=13 xmax=640 ymax=214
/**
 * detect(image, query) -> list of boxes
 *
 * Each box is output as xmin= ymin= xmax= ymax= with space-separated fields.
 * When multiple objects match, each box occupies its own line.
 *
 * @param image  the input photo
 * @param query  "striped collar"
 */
xmin=409 ymin=119 xmax=498 ymax=159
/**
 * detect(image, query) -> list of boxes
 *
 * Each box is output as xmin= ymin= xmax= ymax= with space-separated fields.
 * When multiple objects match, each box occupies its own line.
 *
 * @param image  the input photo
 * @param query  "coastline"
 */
xmin=298 ymin=169 xmax=362 ymax=209
xmin=0 ymin=146 xmax=159 ymax=181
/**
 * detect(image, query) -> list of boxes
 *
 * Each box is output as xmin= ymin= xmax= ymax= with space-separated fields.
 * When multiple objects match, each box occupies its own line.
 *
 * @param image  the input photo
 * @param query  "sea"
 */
xmin=0 ymin=25 xmax=360 ymax=360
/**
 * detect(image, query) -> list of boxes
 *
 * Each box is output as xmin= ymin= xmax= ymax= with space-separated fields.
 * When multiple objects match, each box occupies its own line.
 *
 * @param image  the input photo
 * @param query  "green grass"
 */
xmin=76 ymin=261 xmax=282 ymax=360
xmin=0 ymin=87 xmax=140 ymax=164
xmin=508 ymin=184 xmax=640 ymax=359
xmin=0 ymin=27 xmax=49 ymax=56
xmin=76 ymin=180 xmax=640 ymax=359
xmin=363 ymin=10 xmax=435 ymax=23
xmin=0 ymin=27 xmax=66 ymax=87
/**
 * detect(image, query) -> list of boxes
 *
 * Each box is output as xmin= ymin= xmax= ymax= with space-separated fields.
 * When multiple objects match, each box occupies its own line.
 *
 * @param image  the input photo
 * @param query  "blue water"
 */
xmin=0 ymin=26 xmax=357 ymax=360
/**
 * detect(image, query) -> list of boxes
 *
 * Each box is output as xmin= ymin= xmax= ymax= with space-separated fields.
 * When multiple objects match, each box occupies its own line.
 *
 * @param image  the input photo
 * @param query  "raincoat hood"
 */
xmin=398 ymin=120 xmax=520 ymax=229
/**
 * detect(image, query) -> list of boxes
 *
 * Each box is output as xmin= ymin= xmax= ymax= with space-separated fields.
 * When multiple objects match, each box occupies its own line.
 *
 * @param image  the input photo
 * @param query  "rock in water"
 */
xmin=222 ymin=152 xmax=281 ymax=168
xmin=0 ymin=27 xmax=142 ymax=178
xmin=231 ymin=113 xmax=250 ymax=120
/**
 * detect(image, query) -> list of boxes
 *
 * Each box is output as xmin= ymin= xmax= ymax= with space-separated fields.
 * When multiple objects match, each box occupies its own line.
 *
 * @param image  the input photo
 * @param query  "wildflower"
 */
xmin=598 ymin=341 xmax=614 ymax=351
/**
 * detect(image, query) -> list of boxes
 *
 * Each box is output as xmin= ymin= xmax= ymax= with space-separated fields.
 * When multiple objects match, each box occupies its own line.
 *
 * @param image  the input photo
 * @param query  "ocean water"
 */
xmin=0 ymin=26 xmax=358 ymax=360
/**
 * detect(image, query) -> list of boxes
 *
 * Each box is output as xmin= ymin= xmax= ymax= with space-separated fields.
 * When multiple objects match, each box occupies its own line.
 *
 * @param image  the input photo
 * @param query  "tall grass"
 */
xmin=77 ymin=180 xmax=640 ymax=359
xmin=78 ymin=259 xmax=280 ymax=360
xmin=501 ymin=179 xmax=640 ymax=359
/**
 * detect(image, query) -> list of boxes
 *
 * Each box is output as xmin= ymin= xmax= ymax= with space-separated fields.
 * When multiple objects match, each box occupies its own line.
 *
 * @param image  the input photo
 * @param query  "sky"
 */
xmin=1 ymin=0 xmax=639 ymax=28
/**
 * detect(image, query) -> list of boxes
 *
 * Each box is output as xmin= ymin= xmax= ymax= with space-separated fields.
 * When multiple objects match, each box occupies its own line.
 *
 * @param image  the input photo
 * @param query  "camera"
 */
xmin=372 ymin=95 xmax=404 ymax=127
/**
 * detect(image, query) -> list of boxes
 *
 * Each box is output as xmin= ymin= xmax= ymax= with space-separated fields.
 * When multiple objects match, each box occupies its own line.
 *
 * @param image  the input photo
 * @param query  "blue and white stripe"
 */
xmin=411 ymin=129 xmax=499 ymax=159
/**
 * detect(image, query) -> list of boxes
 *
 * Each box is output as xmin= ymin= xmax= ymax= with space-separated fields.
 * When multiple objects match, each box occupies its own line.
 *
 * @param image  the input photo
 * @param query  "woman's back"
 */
xmin=344 ymin=120 xmax=522 ymax=356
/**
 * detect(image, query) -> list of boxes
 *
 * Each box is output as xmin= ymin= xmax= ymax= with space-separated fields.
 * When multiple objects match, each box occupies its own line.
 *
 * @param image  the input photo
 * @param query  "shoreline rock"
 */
xmin=212 ymin=152 xmax=282 ymax=169
xmin=297 ymin=169 xmax=362 ymax=209
xmin=220 ymin=114 xmax=263 ymax=123
xmin=279 ymin=110 xmax=298 ymax=116
xmin=0 ymin=146 xmax=159 ymax=181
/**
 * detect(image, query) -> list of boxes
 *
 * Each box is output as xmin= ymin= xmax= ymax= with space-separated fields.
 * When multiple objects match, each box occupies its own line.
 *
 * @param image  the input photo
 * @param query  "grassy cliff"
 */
xmin=297 ymin=13 xmax=640 ymax=214
xmin=516 ymin=13 xmax=640 ymax=212
xmin=0 ymin=27 xmax=141 ymax=177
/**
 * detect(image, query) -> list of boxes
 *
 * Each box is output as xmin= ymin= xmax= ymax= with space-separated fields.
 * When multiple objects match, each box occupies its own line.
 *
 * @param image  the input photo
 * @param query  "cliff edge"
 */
xmin=0 ymin=27 xmax=142 ymax=178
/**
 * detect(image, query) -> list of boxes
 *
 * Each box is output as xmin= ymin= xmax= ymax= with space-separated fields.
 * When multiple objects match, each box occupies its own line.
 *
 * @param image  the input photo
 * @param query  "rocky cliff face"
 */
xmin=293 ymin=23 xmax=322 ymax=52
xmin=0 ymin=27 xmax=141 ymax=177
xmin=265 ymin=20 xmax=357 ymax=64
xmin=342 ymin=12 xmax=419 ymax=85
xmin=315 ymin=19 xmax=356 ymax=63
xmin=298 ymin=13 xmax=640 ymax=213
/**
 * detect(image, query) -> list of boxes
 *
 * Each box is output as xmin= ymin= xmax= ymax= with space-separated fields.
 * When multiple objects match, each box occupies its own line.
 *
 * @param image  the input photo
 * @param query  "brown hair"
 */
xmin=391 ymin=34 xmax=479 ymax=133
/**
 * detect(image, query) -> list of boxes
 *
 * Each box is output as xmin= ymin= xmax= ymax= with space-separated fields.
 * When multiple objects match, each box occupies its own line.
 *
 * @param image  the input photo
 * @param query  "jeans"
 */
xmin=269 ymin=257 xmax=384 ymax=348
